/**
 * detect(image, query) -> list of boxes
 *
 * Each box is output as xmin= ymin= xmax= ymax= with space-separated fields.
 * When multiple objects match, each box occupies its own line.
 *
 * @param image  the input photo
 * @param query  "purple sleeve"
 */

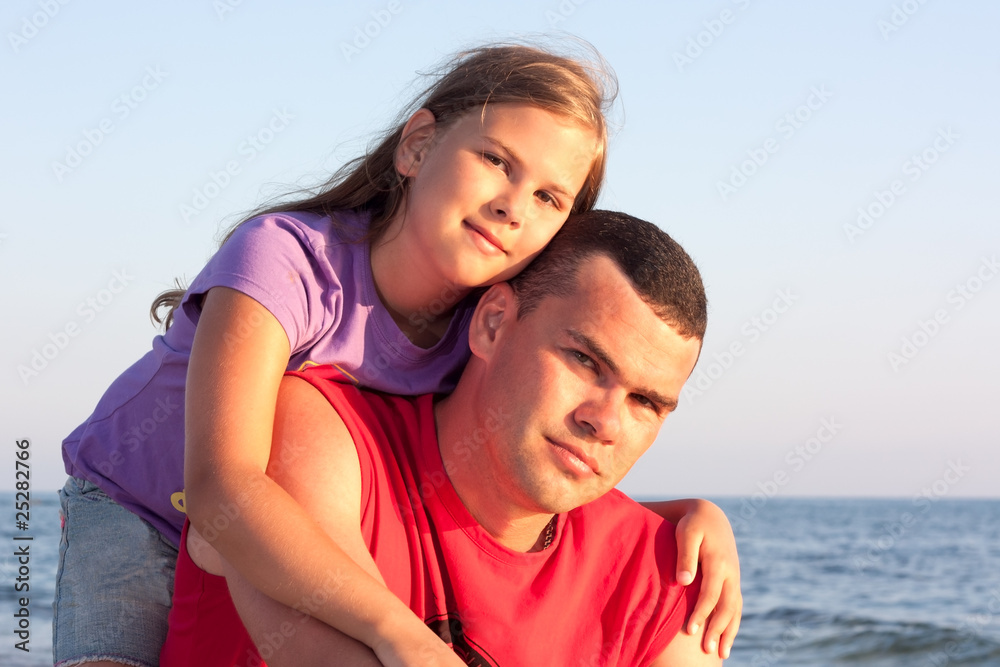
xmin=179 ymin=213 xmax=342 ymax=354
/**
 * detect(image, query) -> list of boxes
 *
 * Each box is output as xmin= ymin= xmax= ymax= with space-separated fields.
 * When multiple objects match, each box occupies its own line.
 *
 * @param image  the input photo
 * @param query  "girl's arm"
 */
xmin=218 ymin=375 xmax=461 ymax=666
xmin=639 ymin=499 xmax=742 ymax=660
xmin=184 ymin=286 xmax=463 ymax=666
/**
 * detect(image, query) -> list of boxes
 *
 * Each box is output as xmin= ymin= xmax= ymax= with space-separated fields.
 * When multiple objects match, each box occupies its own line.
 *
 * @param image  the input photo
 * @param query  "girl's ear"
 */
xmin=469 ymin=283 xmax=515 ymax=361
xmin=394 ymin=108 xmax=437 ymax=178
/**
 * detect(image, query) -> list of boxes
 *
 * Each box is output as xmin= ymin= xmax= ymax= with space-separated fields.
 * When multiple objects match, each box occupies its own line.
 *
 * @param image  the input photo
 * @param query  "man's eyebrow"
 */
xmin=483 ymin=136 xmax=574 ymax=200
xmin=566 ymin=329 xmax=677 ymax=411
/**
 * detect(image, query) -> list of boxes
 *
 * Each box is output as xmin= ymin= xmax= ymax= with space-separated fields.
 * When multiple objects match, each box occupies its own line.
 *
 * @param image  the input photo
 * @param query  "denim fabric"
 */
xmin=53 ymin=477 xmax=178 ymax=667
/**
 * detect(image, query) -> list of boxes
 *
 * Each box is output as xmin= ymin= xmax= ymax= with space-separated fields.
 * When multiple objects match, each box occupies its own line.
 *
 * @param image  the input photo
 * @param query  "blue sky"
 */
xmin=3 ymin=1 xmax=998 ymax=498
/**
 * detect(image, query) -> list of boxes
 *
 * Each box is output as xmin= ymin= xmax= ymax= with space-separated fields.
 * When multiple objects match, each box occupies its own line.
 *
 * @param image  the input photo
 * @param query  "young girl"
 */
xmin=55 ymin=42 xmax=740 ymax=667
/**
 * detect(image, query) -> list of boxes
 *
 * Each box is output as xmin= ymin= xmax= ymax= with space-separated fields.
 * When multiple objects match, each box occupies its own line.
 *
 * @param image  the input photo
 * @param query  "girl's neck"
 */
xmin=370 ymin=230 xmax=469 ymax=349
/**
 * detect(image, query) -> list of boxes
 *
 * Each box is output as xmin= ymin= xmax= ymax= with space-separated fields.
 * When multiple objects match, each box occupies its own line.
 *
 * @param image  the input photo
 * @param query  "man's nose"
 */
xmin=574 ymin=389 xmax=623 ymax=443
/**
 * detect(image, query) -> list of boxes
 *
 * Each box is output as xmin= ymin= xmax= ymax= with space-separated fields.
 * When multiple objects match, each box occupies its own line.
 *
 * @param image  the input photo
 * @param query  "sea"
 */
xmin=2 ymin=494 xmax=999 ymax=666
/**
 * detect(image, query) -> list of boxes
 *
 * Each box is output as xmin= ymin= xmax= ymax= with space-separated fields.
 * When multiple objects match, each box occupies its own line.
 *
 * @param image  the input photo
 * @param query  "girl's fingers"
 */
xmin=703 ymin=582 xmax=742 ymax=658
xmin=686 ymin=572 xmax=722 ymax=640
xmin=674 ymin=518 xmax=702 ymax=586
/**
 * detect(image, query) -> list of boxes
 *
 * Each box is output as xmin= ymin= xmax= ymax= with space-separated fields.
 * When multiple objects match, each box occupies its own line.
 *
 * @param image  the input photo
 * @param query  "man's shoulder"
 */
xmin=575 ymin=490 xmax=675 ymax=528
xmin=567 ymin=490 xmax=679 ymax=559
xmin=285 ymin=365 xmax=431 ymax=435
xmin=558 ymin=491 xmax=694 ymax=663
xmin=288 ymin=365 xmax=428 ymax=401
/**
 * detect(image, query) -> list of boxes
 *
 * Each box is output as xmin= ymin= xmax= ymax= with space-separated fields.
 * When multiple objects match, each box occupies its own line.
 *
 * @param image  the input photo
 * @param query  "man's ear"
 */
xmin=394 ymin=108 xmax=437 ymax=178
xmin=469 ymin=283 xmax=516 ymax=361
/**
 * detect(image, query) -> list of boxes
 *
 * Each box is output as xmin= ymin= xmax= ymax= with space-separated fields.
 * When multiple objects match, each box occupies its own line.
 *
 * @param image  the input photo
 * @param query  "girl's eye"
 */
xmin=536 ymin=191 xmax=559 ymax=208
xmin=483 ymin=152 xmax=505 ymax=168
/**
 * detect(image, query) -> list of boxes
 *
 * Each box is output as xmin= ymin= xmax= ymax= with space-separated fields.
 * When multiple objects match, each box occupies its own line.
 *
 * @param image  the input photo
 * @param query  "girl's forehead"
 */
xmin=446 ymin=102 xmax=596 ymax=133
xmin=458 ymin=104 xmax=600 ymax=153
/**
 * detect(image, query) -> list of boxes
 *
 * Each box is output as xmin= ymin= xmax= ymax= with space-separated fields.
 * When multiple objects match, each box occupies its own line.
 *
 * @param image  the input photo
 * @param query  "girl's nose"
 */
xmin=491 ymin=187 xmax=529 ymax=228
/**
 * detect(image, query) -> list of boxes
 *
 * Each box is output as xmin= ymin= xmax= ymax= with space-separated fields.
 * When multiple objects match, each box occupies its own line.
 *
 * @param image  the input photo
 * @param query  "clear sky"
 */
xmin=3 ymin=1 xmax=998 ymax=498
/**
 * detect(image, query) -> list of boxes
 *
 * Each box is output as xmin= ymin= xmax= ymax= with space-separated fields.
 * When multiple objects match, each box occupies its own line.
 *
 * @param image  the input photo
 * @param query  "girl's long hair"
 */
xmin=152 ymin=40 xmax=617 ymax=330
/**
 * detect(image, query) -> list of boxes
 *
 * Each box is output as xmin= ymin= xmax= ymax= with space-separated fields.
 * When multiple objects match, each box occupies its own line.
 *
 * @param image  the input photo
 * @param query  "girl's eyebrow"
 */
xmin=566 ymin=329 xmax=676 ymax=411
xmin=482 ymin=136 xmax=574 ymax=200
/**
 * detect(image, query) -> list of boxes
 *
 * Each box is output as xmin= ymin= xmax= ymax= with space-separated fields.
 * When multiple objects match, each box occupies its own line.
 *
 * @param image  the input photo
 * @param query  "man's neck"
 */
xmin=434 ymin=391 xmax=555 ymax=553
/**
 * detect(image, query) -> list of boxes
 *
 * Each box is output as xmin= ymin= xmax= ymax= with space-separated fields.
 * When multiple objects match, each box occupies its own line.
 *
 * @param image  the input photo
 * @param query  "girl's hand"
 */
xmin=674 ymin=499 xmax=742 ymax=659
xmin=640 ymin=499 xmax=742 ymax=660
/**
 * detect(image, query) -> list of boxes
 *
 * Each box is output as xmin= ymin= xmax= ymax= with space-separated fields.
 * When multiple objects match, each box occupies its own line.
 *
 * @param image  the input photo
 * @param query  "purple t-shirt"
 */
xmin=62 ymin=210 xmax=475 ymax=546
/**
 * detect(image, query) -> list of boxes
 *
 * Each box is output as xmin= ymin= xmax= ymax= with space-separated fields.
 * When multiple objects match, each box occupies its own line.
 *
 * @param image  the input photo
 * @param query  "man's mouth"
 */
xmin=548 ymin=438 xmax=599 ymax=476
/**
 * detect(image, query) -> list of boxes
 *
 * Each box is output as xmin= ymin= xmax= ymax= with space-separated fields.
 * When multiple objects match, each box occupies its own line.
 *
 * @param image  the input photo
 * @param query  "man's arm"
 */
xmin=226 ymin=375 xmax=462 ymax=666
xmin=640 ymin=498 xmax=741 ymax=657
xmin=649 ymin=621 xmax=724 ymax=666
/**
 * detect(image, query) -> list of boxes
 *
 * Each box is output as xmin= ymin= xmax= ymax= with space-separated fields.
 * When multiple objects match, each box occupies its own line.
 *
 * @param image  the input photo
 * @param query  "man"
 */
xmin=164 ymin=210 xmax=723 ymax=665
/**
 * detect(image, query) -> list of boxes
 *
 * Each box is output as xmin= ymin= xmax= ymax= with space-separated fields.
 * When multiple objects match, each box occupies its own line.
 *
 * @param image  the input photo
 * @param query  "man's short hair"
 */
xmin=509 ymin=210 xmax=707 ymax=340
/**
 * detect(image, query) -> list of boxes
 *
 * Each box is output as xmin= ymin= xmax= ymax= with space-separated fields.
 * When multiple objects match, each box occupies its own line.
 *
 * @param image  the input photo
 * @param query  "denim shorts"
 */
xmin=53 ymin=477 xmax=178 ymax=667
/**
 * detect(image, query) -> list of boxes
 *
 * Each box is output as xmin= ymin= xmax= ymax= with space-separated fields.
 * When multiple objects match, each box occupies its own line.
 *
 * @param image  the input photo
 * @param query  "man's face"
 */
xmin=476 ymin=254 xmax=702 ymax=515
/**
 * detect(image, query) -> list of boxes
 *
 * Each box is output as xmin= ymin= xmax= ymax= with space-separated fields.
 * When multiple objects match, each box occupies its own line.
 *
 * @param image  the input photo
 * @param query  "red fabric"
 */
xmin=160 ymin=522 xmax=261 ymax=666
xmin=162 ymin=365 xmax=699 ymax=665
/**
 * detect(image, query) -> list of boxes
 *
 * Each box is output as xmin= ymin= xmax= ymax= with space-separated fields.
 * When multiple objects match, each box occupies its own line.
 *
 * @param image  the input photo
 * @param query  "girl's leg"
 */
xmin=53 ymin=477 xmax=177 ymax=667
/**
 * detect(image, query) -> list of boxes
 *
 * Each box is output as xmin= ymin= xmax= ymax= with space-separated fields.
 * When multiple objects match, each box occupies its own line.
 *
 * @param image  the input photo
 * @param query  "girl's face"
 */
xmin=390 ymin=103 xmax=600 ymax=289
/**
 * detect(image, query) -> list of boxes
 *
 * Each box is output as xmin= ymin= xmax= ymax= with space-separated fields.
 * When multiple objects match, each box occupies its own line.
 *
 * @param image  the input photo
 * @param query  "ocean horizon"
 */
xmin=3 ymin=494 xmax=999 ymax=665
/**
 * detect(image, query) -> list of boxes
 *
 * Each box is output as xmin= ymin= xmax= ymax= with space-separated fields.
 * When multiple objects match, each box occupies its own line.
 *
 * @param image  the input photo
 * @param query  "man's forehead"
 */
xmin=541 ymin=255 xmax=699 ymax=385
xmin=562 ymin=254 xmax=650 ymax=321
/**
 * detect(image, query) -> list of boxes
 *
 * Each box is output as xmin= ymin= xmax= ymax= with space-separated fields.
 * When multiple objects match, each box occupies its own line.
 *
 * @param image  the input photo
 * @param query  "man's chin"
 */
xmin=532 ymin=487 xmax=604 ymax=515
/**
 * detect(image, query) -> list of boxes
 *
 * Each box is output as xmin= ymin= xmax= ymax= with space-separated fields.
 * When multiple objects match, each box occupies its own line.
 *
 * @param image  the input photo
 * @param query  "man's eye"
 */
xmin=633 ymin=394 xmax=661 ymax=414
xmin=571 ymin=350 xmax=595 ymax=368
